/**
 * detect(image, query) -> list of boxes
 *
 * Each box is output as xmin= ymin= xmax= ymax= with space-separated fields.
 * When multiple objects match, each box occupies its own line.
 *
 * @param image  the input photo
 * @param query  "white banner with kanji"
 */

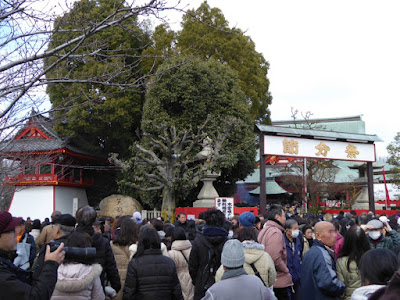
xmin=215 ymin=197 xmax=234 ymax=219
xmin=264 ymin=135 xmax=375 ymax=162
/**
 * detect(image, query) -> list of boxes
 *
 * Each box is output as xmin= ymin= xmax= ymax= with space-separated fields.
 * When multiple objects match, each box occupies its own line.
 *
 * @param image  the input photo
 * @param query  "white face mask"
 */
xmin=291 ymin=229 xmax=300 ymax=239
xmin=369 ymin=231 xmax=381 ymax=240
xmin=228 ymin=230 xmax=234 ymax=239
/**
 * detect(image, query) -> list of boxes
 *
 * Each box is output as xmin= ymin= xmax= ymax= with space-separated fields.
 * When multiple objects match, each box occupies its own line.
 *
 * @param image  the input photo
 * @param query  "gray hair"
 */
xmin=323 ymin=213 xmax=333 ymax=222
xmin=75 ymin=205 xmax=97 ymax=226
xmin=55 ymin=224 xmax=75 ymax=236
xmin=284 ymin=219 xmax=298 ymax=230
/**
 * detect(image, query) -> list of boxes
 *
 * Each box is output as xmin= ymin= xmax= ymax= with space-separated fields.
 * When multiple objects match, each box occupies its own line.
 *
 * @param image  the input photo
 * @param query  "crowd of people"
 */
xmin=0 ymin=204 xmax=400 ymax=300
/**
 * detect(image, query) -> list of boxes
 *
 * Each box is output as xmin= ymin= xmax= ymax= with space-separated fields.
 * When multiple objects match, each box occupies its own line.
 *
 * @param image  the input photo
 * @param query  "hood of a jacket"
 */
xmin=56 ymin=263 xmax=102 ymax=292
xmin=171 ymin=239 xmax=192 ymax=251
xmin=351 ymin=285 xmax=385 ymax=300
xmin=242 ymin=241 xmax=265 ymax=264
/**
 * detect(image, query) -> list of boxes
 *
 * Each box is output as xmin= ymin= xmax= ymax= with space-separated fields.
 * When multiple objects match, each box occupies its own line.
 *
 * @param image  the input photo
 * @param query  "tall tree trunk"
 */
xmin=161 ymin=186 xmax=176 ymax=223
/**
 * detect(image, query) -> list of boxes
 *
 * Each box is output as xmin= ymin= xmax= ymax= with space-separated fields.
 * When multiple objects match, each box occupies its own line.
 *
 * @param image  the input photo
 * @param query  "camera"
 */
xmin=49 ymin=241 xmax=96 ymax=260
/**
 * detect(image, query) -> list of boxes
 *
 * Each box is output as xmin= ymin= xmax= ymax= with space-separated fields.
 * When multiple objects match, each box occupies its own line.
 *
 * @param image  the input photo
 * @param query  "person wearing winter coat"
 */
xmin=300 ymin=221 xmax=345 ymax=300
xmin=149 ymin=218 xmax=170 ymax=256
xmin=111 ymin=217 xmax=139 ymax=300
xmin=336 ymin=226 xmax=370 ymax=300
xmin=189 ymin=209 xmax=228 ymax=300
xmin=363 ymin=219 xmax=400 ymax=250
xmin=351 ymin=249 xmax=397 ymax=300
xmin=0 ymin=211 xmax=65 ymax=300
xmin=258 ymin=204 xmax=293 ymax=300
xmin=123 ymin=226 xmax=183 ymax=300
xmin=283 ymin=219 xmax=302 ymax=300
xmin=333 ymin=222 xmax=344 ymax=259
xmin=51 ymin=231 xmax=105 ymax=300
xmin=30 ymin=219 xmax=41 ymax=241
xmin=201 ymin=239 xmax=275 ymax=300
xmin=168 ymin=227 xmax=195 ymax=300
xmin=75 ymin=205 xmax=121 ymax=294
xmin=301 ymin=224 xmax=313 ymax=257
xmin=215 ymin=226 xmax=276 ymax=288
xmin=14 ymin=219 xmax=36 ymax=270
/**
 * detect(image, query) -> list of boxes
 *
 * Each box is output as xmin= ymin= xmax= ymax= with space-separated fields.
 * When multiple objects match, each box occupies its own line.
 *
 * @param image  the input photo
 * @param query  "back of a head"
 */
xmin=150 ymin=218 xmax=164 ymax=231
xmin=237 ymin=226 xmax=257 ymax=242
xmin=137 ymin=225 xmax=161 ymax=255
xmin=221 ymin=239 xmax=245 ymax=269
xmin=51 ymin=211 xmax=61 ymax=221
xmin=113 ymin=216 xmax=139 ymax=246
xmin=268 ymin=204 xmax=283 ymax=220
xmin=32 ymin=219 xmax=41 ymax=230
xmin=359 ymin=249 xmax=397 ymax=285
xmin=339 ymin=226 xmax=370 ymax=268
xmin=75 ymin=205 xmax=97 ymax=226
xmin=323 ymin=213 xmax=333 ymax=222
xmin=203 ymin=208 xmax=225 ymax=227
xmin=65 ymin=230 xmax=92 ymax=248
xmin=171 ymin=227 xmax=187 ymax=243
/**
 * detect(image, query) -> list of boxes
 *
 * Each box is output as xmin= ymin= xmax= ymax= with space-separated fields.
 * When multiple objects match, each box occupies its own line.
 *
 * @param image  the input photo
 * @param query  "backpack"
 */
xmin=202 ymin=246 xmax=218 ymax=291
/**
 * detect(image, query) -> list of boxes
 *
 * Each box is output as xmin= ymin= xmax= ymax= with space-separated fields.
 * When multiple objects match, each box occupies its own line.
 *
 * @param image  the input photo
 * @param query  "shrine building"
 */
xmin=0 ymin=112 xmax=106 ymax=220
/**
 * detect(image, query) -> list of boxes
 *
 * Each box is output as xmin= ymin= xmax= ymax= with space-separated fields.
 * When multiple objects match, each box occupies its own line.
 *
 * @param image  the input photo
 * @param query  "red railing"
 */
xmin=4 ymin=174 xmax=94 ymax=186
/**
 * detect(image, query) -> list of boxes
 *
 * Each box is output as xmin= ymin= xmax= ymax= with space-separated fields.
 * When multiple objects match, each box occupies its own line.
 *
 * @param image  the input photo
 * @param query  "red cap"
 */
xmin=0 ymin=211 xmax=22 ymax=234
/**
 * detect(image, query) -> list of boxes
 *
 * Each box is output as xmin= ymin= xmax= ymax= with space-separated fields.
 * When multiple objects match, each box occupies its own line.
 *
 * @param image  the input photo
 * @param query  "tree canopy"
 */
xmin=45 ymin=0 xmax=151 ymax=157
xmin=120 ymin=57 xmax=257 ymax=213
xmin=387 ymin=132 xmax=400 ymax=183
xmin=142 ymin=1 xmax=273 ymax=124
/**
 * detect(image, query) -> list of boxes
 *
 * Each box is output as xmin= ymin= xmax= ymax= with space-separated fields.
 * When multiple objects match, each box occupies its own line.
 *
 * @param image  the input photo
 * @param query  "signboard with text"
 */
xmin=264 ymin=135 xmax=375 ymax=162
xmin=215 ymin=197 xmax=234 ymax=219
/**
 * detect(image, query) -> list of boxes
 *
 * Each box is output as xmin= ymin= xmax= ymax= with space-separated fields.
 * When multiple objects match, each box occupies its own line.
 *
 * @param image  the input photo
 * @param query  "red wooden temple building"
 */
xmin=0 ymin=112 xmax=105 ymax=220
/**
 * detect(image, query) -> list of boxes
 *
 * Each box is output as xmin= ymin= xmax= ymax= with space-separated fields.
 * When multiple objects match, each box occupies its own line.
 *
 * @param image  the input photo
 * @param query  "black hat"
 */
xmin=53 ymin=214 xmax=76 ymax=227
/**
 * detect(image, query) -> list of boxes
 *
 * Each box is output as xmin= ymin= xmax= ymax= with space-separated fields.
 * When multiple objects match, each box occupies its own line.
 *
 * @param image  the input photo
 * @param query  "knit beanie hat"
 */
xmin=221 ymin=239 xmax=245 ymax=268
xmin=239 ymin=212 xmax=255 ymax=227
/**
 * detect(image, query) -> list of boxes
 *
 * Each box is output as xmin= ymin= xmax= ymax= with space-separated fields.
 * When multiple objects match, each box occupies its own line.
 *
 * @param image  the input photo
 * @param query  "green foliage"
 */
xmin=177 ymin=1 xmax=272 ymax=124
xmin=45 ymin=0 xmax=150 ymax=157
xmin=137 ymin=57 xmax=257 ymax=205
xmin=142 ymin=1 xmax=272 ymax=123
xmin=387 ymin=132 xmax=400 ymax=183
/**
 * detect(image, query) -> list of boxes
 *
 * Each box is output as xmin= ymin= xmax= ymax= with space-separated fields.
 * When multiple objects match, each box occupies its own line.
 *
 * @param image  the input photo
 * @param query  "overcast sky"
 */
xmin=165 ymin=0 xmax=399 ymax=159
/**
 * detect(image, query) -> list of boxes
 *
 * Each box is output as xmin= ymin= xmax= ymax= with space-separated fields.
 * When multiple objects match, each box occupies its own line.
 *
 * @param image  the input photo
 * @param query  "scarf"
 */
xmin=221 ymin=267 xmax=248 ymax=280
xmin=202 ymin=225 xmax=227 ymax=237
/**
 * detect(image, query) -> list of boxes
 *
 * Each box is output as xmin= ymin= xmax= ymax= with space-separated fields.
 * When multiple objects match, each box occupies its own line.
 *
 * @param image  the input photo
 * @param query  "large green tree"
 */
xmin=387 ymin=132 xmax=400 ymax=183
xmin=142 ymin=1 xmax=273 ymax=123
xmin=45 ymin=0 xmax=150 ymax=158
xmin=118 ymin=57 xmax=257 ymax=219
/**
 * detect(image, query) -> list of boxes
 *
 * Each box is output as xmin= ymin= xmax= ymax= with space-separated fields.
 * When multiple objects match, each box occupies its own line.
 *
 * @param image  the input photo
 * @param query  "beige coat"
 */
xmin=168 ymin=240 xmax=194 ymax=300
xmin=215 ymin=241 xmax=277 ymax=287
xmin=258 ymin=220 xmax=293 ymax=288
xmin=336 ymin=256 xmax=362 ymax=300
xmin=50 ymin=263 xmax=104 ymax=300
xmin=38 ymin=224 xmax=56 ymax=247
xmin=111 ymin=242 xmax=131 ymax=300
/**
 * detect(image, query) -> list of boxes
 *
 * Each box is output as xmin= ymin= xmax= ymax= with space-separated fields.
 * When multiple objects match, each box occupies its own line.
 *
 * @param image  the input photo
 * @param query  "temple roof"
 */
xmin=0 ymin=112 xmax=104 ymax=159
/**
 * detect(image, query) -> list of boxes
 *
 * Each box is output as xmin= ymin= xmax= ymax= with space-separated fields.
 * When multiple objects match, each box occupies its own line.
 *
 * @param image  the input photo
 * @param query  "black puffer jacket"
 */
xmin=0 ymin=254 xmax=59 ymax=300
xmin=77 ymin=226 xmax=121 ymax=293
xmin=188 ymin=226 xmax=227 ymax=300
xmin=122 ymin=249 xmax=183 ymax=300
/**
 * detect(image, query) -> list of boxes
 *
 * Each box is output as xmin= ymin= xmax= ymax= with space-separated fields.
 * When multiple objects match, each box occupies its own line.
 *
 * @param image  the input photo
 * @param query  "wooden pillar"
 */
xmin=260 ymin=134 xmax=266 ymax=216
xmin=367 ymin=162 xmax=375 ymax=213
